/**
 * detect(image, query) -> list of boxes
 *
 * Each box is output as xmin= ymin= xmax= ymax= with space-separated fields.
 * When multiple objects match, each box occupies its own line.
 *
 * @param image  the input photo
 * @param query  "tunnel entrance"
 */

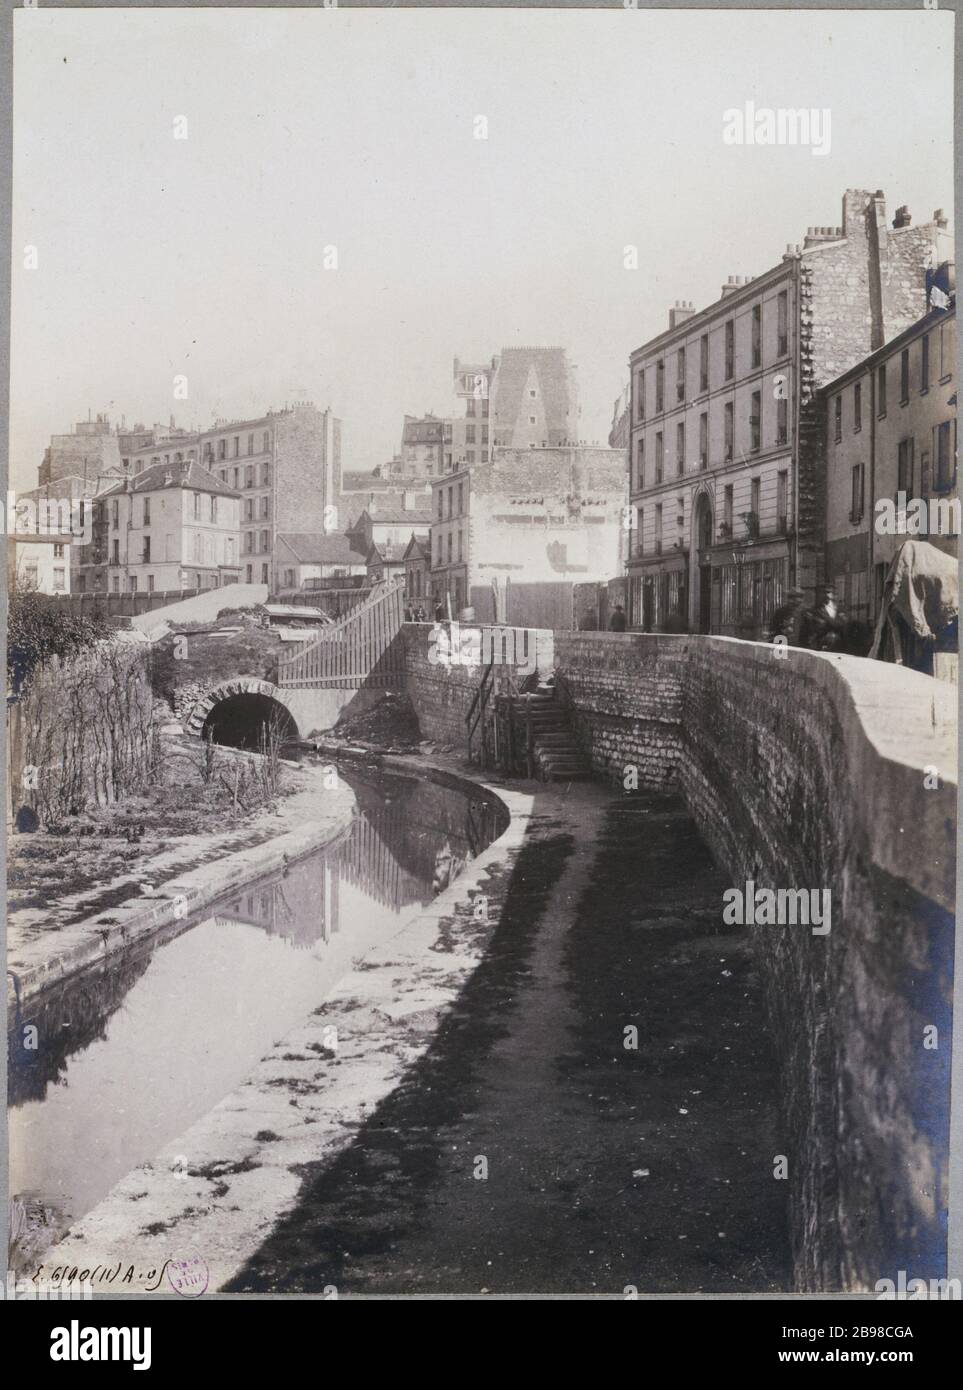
xmin=201 ymin=693 xmax=298 ymax=750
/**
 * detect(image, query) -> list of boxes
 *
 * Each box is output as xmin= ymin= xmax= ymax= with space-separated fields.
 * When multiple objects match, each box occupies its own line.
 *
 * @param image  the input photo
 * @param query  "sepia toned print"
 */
xmin=3 ymin=5 xmax=958 ymax=1309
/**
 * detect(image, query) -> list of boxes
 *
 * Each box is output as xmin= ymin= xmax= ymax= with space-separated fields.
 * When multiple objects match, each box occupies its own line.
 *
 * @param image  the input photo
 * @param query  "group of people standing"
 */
xmin=767 ymin=586 xmax=871 ymax=655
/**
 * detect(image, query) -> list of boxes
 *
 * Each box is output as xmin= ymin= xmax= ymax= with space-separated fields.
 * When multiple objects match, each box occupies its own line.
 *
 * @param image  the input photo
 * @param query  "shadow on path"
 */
xmin=226 ymin=787 xmax=790 ymax=1295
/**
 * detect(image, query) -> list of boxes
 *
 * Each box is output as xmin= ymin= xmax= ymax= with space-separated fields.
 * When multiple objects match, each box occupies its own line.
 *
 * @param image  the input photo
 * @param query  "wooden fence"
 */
xmin=276 ymin=579 xmax=406 ymax=689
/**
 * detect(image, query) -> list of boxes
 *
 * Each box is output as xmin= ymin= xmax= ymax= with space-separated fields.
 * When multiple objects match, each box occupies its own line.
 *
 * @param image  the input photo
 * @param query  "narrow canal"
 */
xmin=8 ymin=766 xmax=506 ymax=1247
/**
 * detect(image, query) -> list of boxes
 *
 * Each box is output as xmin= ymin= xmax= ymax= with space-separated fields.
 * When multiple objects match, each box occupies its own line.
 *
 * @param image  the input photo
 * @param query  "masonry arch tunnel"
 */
xmin=201 ymin=692 xmax=299 ymax=750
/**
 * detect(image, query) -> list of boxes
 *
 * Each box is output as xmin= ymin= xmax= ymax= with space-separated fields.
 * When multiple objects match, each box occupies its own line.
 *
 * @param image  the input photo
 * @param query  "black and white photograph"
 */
xmin=2 ymin=0 xmax=959 ymax=1339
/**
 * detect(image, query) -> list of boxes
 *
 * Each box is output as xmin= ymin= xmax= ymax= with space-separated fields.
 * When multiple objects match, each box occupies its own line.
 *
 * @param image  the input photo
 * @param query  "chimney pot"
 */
xmin=934 ymin=208 xmax=948 ymax=228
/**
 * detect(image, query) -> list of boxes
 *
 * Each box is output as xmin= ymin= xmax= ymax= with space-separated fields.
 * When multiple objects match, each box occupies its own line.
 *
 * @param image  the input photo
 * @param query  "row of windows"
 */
xmin=840 ymin=425 xmax=957 ymax=528
xmin=21 ymin=563 xmax=66 ymax=590
xmin=633 ymin=472 xmax=789 ymax=556
xmin=464 ymin=399 xmax=490 ymax=418
xmin=219 ymin=463 xmax=270 ymax=489
xmin=108 ymin=532 xmax=237 ymax=565
xmin=244 ymin=530 xmax=272 ymax=554
xmin=833 ymin=325 xmax=955 ymax=440
xmin=204 ymin=430 xmax=272 ymax=462
xmin=111 ymin=493 xmax=222 ymax=527
xmin=637 ymin=291 xmax=789 ymax=419
xmin=634 ymin=397 xmax=789 ymax=490
xmin=243 ymin=497 xmax=271 ymax=521
xmin=436 ymin=481 xmax=467 ymax=520
xmin=432 ymin=530 xmax=465 ymax=565
xmin=129 ymin=449 xmax=197 ymax=472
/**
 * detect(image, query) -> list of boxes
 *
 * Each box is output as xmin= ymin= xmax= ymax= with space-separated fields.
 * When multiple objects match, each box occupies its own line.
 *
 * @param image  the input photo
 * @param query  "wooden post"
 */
xmin=526 ymin=697 xmax=534 ymax=779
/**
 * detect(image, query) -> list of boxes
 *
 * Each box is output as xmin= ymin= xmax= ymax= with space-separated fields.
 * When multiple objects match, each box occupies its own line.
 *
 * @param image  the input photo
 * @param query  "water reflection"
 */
xmin=7 ymin=769 xmax=505 ymax=1240
xmin=216 ymin=768 xmax=506 ymax=947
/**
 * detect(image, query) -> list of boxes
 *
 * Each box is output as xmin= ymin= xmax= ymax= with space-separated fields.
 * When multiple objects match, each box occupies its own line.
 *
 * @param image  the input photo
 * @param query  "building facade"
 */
xmin=429 ymin=466 xmax=471 ymax=611
xmin=625 ymin=189 xmax=952 ymax=636
xmin=824 ymin=292 xmax=956 ymax=624
xmin=78 ymin=461 xmax=241 ymax=593
xmin=402 ymin=534 xmax=430 ymax=608
xmin=7 ymin=536 xmax=73 ymax=594
xmin=429 ymin=446 xmax=627 ymax=625
xmin=199 ymin=402 xmax=341 ymax=589
xmin=39 ymin=414 xmax=123 ymax=488
xmin=275 ymin=532 xmax=367 ymax=593
xmin=488 ymin=347 xmax=580 ymax=450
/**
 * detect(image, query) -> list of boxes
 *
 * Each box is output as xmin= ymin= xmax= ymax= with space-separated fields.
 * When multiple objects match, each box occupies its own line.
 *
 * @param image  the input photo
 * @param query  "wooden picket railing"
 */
xmin=276 ymin=579 xmax=406 ymax=689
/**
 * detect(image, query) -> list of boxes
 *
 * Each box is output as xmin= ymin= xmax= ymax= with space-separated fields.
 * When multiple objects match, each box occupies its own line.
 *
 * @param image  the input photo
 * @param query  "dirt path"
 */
xmin=227 ymin=789 xmax=791 ymax=1296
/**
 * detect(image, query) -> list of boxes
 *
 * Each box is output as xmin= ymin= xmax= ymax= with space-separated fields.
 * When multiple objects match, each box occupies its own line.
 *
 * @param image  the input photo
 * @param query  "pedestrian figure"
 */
xmin=434 ymin=601 xmax=445 ymax=622
xmin=800 ymin=586 xmax=846 ymax=652
xmin=609 ymin=603 xmax=627 ymax=632
xmin=768 ymin=586 xmax=805 ymax=646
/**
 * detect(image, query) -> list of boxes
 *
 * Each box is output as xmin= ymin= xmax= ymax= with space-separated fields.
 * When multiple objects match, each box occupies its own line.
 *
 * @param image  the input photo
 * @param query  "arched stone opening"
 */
xmin=201 ymin=691 xmax=298 ymax=750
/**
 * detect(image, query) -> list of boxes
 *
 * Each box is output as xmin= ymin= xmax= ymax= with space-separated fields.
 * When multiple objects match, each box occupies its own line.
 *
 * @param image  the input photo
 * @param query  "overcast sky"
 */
xmin=9 ymin=7 xmax=954 ymax=490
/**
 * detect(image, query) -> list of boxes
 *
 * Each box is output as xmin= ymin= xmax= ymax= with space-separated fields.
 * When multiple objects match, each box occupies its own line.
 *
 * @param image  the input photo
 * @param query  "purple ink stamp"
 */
xmin=167 ymin=1254 xmax=209 ymax=1298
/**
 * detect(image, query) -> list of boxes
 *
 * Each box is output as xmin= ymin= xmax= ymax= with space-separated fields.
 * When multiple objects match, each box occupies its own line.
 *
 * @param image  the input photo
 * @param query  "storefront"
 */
xmin=626 ymin=552 xmax=689 ymax=632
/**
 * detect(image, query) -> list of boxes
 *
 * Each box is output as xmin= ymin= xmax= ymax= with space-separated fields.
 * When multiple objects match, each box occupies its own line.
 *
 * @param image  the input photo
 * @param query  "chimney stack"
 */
xmin=893 ymin=205 xmax=912 ymax=229
xmin=668 ymin=299 xmax=696 ymax=329
xmin=934 ymin=208 xmax=948 ymax=229
xmin=721 ymin=275 xmax=750 ymax=298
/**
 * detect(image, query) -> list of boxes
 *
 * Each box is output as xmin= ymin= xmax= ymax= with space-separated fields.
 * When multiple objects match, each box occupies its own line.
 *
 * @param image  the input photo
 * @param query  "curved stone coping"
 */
xmin=701 ymin=636 xmax=957 ymax=912
xmin=29 ymin=762 xmax=528 ymax=1296
xmin=7 ymin=771 xmax=357 ymax=1009
xmin=557 ymin=632 xmax=957 ymax=912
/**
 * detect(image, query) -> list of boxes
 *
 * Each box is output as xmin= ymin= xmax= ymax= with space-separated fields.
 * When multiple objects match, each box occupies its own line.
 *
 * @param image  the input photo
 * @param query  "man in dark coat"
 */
xmin=768 ymin=587 xmax=805 ymax=646
xmin=609 ymin=604 xmax=627 ymax=632
xmin=800 ymin=587 xmax=847 ymax=652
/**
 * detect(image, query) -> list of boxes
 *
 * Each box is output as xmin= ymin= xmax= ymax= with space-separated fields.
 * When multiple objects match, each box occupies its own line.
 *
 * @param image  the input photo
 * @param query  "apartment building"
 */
xmin=77 ymin=460 xmax=241 ymax=593
xmin=429 ymin=465 xmax=471 ymax=610
xmin=625 ymin=189 xmax=951 ymax=636
xmin=199 ymin=401 xmax=341 ymax=588
xmin=824 ymin=288 xmax=956 ymax=624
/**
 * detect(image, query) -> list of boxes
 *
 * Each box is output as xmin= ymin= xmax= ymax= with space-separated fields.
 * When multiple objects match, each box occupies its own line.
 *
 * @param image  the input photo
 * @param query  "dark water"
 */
xmin=8 ymin=767 xmax=505 ymax=1232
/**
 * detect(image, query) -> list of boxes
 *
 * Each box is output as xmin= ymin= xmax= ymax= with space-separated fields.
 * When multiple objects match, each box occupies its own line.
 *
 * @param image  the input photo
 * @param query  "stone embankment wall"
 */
xmin=403 ymin=622 xmax=555 ymax=749
xmin=551 ymin=631 xmax=956 ymax=1292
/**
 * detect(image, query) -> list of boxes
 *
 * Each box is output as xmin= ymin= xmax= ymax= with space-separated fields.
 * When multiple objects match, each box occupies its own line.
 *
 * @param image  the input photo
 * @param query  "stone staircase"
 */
xmin=516 ymin=679 xmax=592 ymax=782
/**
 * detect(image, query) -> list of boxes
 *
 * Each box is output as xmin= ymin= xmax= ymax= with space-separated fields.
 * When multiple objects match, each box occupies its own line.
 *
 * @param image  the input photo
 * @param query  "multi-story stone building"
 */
xmin=395 ymin=415 xmax=449 ymax=479
xmin=199 ymin=401 xmax=341 ymax=588
xmin=609 ymin=383 xmax=631 ymax=450
xmin=429 ymin=465 xmax=471 ymax=611
xmin=823 ymin=286 xmax=956 ymax=624
xmin=625 ymin=190 xmax=951 ymax=635
xmin=39 ymin=414 xmax=123 ymax=488
xmin=78 ymin=460 xmax=241 ymax=594
xmin=429 ymin=445 xmax=627 ymax=626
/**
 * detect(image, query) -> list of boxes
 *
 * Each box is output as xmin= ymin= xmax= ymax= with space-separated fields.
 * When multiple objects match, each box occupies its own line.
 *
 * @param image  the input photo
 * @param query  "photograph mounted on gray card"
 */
xmin=3 ymin=3 xmax=957 ymax=1307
